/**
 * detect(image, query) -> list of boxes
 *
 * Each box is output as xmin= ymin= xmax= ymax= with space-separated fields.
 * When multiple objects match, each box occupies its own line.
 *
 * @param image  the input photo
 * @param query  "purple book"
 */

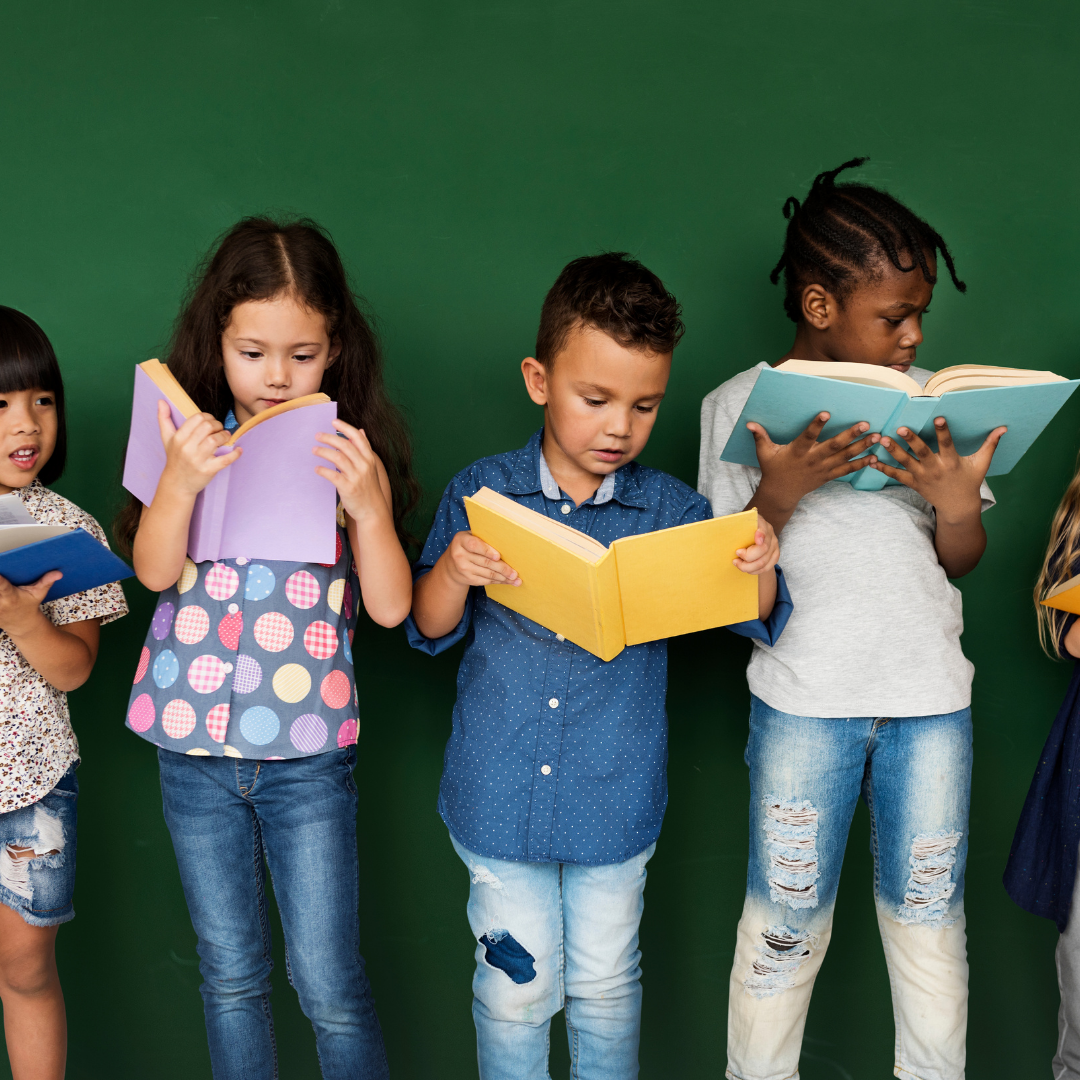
xmin=121 ymin=365 xmax=339 ymax=564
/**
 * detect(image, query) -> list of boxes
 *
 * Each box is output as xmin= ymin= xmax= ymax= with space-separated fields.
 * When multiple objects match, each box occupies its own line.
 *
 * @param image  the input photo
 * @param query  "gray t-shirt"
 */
xmin=698 ymin=363 xmax=994 ymax=718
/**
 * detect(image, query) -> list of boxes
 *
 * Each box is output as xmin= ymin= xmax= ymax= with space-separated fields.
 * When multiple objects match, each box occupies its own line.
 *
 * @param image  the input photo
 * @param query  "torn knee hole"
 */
xmin=745 ymin=924 xmax=816 ymax=999
xmin=897 ymin=830 xmax=961 ymax=927
xmin=480 ymin=929 xmax=536 ymax=984
xmin=765 ymin=799 xmax=820 ymax=910
xmin=0 ymin=806 xmax=66 ymax=901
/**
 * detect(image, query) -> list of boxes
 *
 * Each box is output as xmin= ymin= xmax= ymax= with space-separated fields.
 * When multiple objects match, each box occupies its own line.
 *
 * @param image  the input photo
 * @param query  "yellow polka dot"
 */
xmin=177 ymin=558 xmax=198 ymax=595
xmin=185 ymin=747 xmax=211 ymax=756
xmin=326 ymin=579 xmax=345 ymax=615
xmin=223 ymin=744 xmax=242 ymax=758
xmin=272 ymin=663 xmax=312 ymax=704
xmin=336 ymin=502 xmax=346 ymax=528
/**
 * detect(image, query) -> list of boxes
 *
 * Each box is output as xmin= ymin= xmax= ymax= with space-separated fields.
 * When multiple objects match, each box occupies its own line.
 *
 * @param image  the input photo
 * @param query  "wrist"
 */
xmin=0 ymin=606 xmax=49 ymax=643
xmin=933 ymin=496 xmax=983 ymax=528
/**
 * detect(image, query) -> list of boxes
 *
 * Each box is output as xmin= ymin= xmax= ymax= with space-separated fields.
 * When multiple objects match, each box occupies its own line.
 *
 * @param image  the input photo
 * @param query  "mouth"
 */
xmin=260 ymin=398 xmax=289 ymax=408
xmin=888 ymin=361 xmax=913 ymax=373
xmin=9 ymin=446 xmax=39 ymax=471
xmin=591 ymin=448 xmax=625 ymax=464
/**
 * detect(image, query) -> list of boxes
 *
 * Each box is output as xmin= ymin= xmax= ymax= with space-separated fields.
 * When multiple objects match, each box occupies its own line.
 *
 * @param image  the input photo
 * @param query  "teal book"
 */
xmin=720 ymin=361 xmax=1080 ymax=491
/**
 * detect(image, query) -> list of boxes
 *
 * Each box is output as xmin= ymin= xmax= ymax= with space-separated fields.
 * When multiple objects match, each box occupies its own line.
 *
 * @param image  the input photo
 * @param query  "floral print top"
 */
xmin=0 ymin=480 xmax=129 ymax=813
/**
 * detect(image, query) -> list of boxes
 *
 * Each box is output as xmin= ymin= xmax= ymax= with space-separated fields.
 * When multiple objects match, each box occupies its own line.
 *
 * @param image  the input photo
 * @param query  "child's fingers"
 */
xmin=206 ymin=447 xmax=242 ymax=474
xmin=156 ymin=400 xmax=179 ymax=446
xmin=21 ymin=570 xmax=62 ymax=602
xmin=825 ymin=420 xmax=871 ymax=453
xmin=932 ymin=417 xmax=956 ymax=456
xmin=972 ymin=426 xmax=1008 ymax=466
xmin=831 ymin=454 xmax=874 ymax=478
xmin=746 ymin=422 xmax=778 ymax=450
xmin=879 ymin=434 xmax=919 ymax=468
xmin=891 ymin=427 xmax=930 ymax=460
xmin=868 ymin=459 xmax=915 ymax=486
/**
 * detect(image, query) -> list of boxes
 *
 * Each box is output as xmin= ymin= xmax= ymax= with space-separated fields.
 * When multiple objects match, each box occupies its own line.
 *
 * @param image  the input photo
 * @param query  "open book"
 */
xmin=464 ymin=486 xmax=759 ymax=661
xmin=0 ymin=494 xmax=132 ymax=602
xmin=721 ymin=359 xmax=1079 ymax=491
xmin=1041 ymin=576 xmax=1080 ymax=617
xmin=122 ymin=360 xmax=339 ymax=564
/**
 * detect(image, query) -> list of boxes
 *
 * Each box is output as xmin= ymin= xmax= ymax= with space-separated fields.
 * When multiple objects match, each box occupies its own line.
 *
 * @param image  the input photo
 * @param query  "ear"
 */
xmin=799 ymin=284 xmax=837 ymax=330
xmin=325 ymin=337 xmax=342 ymax=367
xmin=521 ymin=357 xmax=549 ymax=406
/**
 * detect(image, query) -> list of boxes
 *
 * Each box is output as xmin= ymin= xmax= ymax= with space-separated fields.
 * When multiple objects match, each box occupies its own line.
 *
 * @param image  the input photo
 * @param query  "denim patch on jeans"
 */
xmin=727 ymin=697 xmax=971 ymax=1080
xmin=157 ymin=746 xmax=388 ymax=1080
xmin=0 ymin=763 xmax=77 ymax=927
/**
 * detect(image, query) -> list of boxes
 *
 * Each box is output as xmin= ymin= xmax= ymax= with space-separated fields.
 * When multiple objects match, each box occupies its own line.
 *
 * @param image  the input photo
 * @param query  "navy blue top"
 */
xmin=406 ymin=430 xmax=792 ymax=865
xmin=1004 ymin=613 xmax=1080 ymax=931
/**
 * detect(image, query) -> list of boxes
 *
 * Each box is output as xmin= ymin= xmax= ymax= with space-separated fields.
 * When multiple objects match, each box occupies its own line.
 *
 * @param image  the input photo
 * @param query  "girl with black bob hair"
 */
xmin=0 ymin=306 xmax=128 ymax=1080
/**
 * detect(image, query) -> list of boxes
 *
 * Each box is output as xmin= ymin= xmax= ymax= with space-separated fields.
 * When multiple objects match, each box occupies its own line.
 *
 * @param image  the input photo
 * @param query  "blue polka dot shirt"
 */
xmin=406 ymin=430 xmax=792 ymax=865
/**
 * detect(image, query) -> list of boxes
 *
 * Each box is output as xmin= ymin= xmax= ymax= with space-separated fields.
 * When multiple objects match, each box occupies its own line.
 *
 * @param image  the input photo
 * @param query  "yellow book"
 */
xmin=463 ymin=486 xmax=760 ymax=661
xmin=1041 ymin=575 xmax=1080 ymax=616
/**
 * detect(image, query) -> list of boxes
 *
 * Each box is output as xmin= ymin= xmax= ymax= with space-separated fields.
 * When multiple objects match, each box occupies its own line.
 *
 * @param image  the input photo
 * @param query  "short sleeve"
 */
xmin=726 ymin=565 xmax=793 ymax=646
xmin=404 ymin=471 xmax=479 ymax=654
xmin=698 ymin=370 xmax=765 ymax=518
xmin=43 ymin=515 xmax=129 ymax=627
xmin=979 ymin=479 xmax=995 ymax=513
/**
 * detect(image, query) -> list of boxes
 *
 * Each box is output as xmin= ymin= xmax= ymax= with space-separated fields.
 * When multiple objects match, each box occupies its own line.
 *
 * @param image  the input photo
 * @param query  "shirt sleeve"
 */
xmin=404 ymin=473 xmax=479 ymax=655
xmin=43 ymin=514 xmax=129 ymax=628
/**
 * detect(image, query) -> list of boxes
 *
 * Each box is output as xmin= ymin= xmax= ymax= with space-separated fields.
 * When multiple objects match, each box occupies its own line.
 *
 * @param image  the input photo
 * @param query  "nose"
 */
xmin=265 ymin=356 xmax=290 ymax=388
xmin=899 ymin=318 xmax=924 ymax=350
xmin=9 ymin=399 xmax=40 ymax=435
xmin=605 ymin=407 xmax=634 ymax=439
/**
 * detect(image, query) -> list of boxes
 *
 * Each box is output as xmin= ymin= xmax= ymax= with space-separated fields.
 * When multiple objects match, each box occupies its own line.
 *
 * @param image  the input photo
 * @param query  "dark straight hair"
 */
xmin=0 ymin=306 xmax=67 ymax=486
xmin=114 ymin=215 xmax=420 ymax=556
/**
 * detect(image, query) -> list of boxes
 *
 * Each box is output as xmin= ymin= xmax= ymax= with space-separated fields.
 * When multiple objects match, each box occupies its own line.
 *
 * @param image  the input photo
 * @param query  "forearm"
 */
xmin=411 ymin=556 xmax=471 ymax=639
xmin=348 ymin=513 xmax=412 ymax=628
xmin=8 ymin=615 xmax=96 ymax=692
xmin=934 ymin=505 xmax=986 ymax=578
xmin=743 ymin=480 xmax=801 ymax=536
xmin=133 ymin=486 xmax=196 ymax=591
xmin=757 ymin=569 xmax=777 ymax=619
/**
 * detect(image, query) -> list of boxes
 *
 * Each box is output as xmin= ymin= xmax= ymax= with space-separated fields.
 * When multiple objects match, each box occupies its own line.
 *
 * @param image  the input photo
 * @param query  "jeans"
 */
xmin=728 ymin=697 xmax=971 ymax=1080
xmin=1055 ymin=849 xmax=1080 ymax=1078
xmin=158 ymin=747 xmax=388 ymax=1080
xmin=451 ymin=834 xmax=654 ymax=1080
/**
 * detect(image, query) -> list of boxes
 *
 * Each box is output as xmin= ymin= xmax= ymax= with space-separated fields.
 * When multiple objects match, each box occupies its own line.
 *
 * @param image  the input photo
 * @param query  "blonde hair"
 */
xmin=1035 ymin=454 xmax=1080 ymax=658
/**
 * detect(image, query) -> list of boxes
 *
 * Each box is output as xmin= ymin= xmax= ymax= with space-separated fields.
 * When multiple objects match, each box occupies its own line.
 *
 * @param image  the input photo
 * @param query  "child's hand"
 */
xmin=158 ymin=401 xmax=239 ymax=497
xmin=0 ymin=570 xmax=61 ymax=638
xmin=873 ymin=419 xmax=1006 ymax=517
xmin=749 ymin=413 xmax=880 ymax=509
xmin=442 ymin=531 xmax=521 ymax=588
xmin=734 ymin=521 xmax=779 ymax=575
xmin=313 ymin=421 xmax=389 ymax=521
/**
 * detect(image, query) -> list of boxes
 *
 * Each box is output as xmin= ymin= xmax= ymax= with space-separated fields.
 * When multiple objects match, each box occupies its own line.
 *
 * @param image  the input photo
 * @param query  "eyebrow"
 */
xmin=885 ymin=302 xmax=919 ymax=312
xmin=233 ymin=338 xmax=323 ymax=349
xmin=576 ymin=382 xmax=665 ymax=401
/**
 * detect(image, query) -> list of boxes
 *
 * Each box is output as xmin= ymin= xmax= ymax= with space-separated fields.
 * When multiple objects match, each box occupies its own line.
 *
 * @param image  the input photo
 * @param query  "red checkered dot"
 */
xmin=204 ymin=563 xmax=240 ymax=601
xmin=285 ymin=571 xmax=321 ymax=610
xmin=205 ymin=703 xmax=229 ymax=743
xmin=254 ymin=612 xmax=294 ymax=652
xmin=162 ymin=699 xmax=197 ymax=739
xmin=304 ymin=620 xmax=338 ymax=660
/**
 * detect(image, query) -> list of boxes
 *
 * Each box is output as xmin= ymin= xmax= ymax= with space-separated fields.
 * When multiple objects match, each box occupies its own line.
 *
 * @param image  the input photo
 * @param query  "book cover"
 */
xmin=463 ymin=488 xmax=759 ymax=660
xmin=0 ymin=528 xmax=134 ymax=603
xmin=721 ymin=365 xmax=1080 ymax=491
xmin=122 ymin=364 xmax=339 ymax=563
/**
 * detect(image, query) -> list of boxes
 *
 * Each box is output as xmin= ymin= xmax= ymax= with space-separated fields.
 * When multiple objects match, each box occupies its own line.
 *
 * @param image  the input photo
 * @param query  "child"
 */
xmin=698 ymin=159 xmax=1004 ymax=1080
xmin=0 ymin=306 xmax=128 ymax=1080
xmin=115 ymin=217 xmax=417 ymax=1080
xmin=407 ymin=252 xmax=789 ymax=1080
xmin=1004 ymin=468 xmax=1080 ymax=1079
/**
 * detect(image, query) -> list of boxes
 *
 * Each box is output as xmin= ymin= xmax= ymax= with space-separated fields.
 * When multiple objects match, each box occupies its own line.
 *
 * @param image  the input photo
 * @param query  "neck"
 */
xmin=776 ymin=324 xmax=836 ymax=367
xmin=541 ymin=428 xmax=605 ymax=506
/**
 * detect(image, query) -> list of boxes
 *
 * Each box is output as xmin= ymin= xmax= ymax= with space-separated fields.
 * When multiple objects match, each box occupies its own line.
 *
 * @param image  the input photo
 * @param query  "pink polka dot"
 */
xmin=304 ymin=621 xmax=338 ymax=660
xmin=161 ymin=699 xmax=197 ymax=739
xmin=133 ymin=646 xmax=150 ymax=684
xmin=175 ymin=605 xmax=210 ymax=645
xmin=128 ymin=693 xmax=155 ymax=733
xmin=337 ymin=719 xmax=358 ymax=747
xmin=285 ymin=570 xmax=321 ymax=610
xmin=254 ymin=612 xmax=294 ymax=652
xmin=204 ymin=562 xmax=240 ymax=601
xmin=206 ymin=703 xmax=229 ymax=743
xmin=320 ymin=670 xmax=351 ymax=710
xmin=187 ymin=654 xmax=229 ymax=694
xmin=218 ymin=611 xmax=243 ymax=651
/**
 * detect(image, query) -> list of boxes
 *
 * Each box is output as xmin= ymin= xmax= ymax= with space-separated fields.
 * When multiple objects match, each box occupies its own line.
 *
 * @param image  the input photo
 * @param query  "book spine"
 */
xmin=592 ymin=549 xmax=625 ymax=661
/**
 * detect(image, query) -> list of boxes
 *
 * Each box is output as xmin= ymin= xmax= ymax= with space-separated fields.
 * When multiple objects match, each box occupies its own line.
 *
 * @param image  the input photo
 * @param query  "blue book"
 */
xmin=0 ymin=527 xmax=134 ymax=603
xmin=720 ymin=361 xmax=1080 ymax=491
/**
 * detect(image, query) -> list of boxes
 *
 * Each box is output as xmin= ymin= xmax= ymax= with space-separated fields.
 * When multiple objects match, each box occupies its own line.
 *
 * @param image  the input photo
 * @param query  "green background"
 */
xmin=1 ymin=0 xmax=1077 ymax=1075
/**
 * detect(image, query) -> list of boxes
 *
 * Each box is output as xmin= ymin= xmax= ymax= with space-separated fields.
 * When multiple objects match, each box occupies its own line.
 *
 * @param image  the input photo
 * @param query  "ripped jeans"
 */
xmin=451 ymin=834 xmax=654 ymax=1080
xmin=728 ymin=697 xmax=971 ymax=1080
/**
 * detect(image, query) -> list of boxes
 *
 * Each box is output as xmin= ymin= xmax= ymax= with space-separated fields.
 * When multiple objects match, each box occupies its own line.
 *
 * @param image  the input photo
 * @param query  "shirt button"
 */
xmin=556 ymin=634 xmax=564 ymax=642
xmin=541 ymin=765 xmax=551 ymax=775
xmin=560 ymin=503 xmax=571 ymax=515
xmin=548 ymin=697 xmax=559 ymax=709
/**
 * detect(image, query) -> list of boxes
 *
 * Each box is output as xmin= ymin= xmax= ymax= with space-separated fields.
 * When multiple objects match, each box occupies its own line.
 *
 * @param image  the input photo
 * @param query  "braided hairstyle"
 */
xmin=770 ymin=157 xmax=965 ymax=323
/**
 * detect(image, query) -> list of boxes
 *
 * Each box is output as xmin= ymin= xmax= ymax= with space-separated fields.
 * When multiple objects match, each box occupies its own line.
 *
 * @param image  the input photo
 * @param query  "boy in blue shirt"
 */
xmin=408 ymin=253 xmax=791 ymax=1079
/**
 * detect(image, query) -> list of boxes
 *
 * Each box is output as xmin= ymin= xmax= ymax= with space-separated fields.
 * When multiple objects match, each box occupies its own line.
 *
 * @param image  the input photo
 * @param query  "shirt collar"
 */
xmin=504 ymin=429 xmax=647 ymax=509
xmin=223 ymin=409 xmax=239 ymax=433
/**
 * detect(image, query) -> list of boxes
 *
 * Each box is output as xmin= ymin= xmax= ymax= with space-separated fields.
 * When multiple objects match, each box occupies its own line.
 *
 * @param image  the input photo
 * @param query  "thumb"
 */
xmin=157 ymin=400 xmax=178 ymax=447
xmin=24 ymin=570 xmax=62 ymax=601
xmin=746 ymin=422 xmax=776 ymax=449
xmin=975 ymin=426 xmax=1007 ymax=464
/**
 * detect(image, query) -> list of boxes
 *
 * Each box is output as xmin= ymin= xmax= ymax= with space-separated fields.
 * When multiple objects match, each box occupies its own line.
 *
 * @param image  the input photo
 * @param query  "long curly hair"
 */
xmin=1036 ymin=455 xmax=1080 ymax=658
xmin=114 ymin=216 xmax=419 ymax=557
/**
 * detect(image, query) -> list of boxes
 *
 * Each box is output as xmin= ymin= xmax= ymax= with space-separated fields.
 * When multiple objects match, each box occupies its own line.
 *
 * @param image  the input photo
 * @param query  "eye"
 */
xmin=584 ymin=397 xmax=605 ymax=408
xmin=240 ymin=349 xmax=263 ymax=360
xmin=0 ymin=400 xmax=8 ymax=409
xmin=292 ymin=353 xmax=316 ymax=363
xmin=885 ymin=318 xmax=903 ymax=328
xmin=634 ymin=403 xmax=657 ymax=414
xmin=35 ymin=395 xmax=53 ymax=407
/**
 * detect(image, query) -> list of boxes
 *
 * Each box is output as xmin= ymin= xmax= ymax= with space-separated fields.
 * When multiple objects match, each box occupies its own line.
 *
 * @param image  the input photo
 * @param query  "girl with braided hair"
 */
xmin=698 ymin=159 xmax=1004 ymax=1080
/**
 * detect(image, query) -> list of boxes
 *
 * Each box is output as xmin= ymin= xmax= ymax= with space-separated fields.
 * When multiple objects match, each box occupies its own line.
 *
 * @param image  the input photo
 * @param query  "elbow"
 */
xmin=367 ymin=597 xmax=413 ymax=629
xmin=53 ymin=666 xmax=93 ymax=693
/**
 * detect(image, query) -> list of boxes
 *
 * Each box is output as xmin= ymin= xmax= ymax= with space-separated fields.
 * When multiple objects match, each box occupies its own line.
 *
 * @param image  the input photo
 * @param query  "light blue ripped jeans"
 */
xmin=728 ymin=697 xmax=971 ymax=1080
xmin=451 ymin=834 xmax=654 ymax=1080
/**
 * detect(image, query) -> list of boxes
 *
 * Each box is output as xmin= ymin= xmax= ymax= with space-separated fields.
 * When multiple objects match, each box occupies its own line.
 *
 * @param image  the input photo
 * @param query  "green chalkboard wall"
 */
xmin=1 ymin=1 xmax=1077 ymax=1076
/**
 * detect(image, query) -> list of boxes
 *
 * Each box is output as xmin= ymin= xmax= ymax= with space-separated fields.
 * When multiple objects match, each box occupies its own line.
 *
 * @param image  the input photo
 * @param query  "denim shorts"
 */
xmin=0 ymin=763 xmax=78 ymax=927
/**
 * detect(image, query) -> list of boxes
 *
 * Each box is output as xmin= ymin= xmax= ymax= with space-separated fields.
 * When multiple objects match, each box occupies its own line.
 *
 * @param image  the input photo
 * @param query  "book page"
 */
xmin=924 ymin=365 xmax=1067 ymax=396
xmin=467 ymin=487 xmax=608 ymax=559
xmin=228 ymin=392 xmax=333 ymax=443
xmin=612 ymin=510 xmax=759 ymax=646
xmin=775 ymin=359 xmax=923 ymax=396
xmin=138 ymin=360 xmax=201 ymax=419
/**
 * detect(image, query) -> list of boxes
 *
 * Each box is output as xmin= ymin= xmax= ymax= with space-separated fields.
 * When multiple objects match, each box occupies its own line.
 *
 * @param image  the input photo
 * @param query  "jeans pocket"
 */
xmin=340 ymin=746 xmax=358 ymax=797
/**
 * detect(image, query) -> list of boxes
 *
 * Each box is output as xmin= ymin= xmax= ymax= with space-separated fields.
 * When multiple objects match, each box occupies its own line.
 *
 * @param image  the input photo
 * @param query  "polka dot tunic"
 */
xmin=406 ymin=430 xmax=791 ymax=866
xmin=126 ymin=515 xmax=361 ymax=761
